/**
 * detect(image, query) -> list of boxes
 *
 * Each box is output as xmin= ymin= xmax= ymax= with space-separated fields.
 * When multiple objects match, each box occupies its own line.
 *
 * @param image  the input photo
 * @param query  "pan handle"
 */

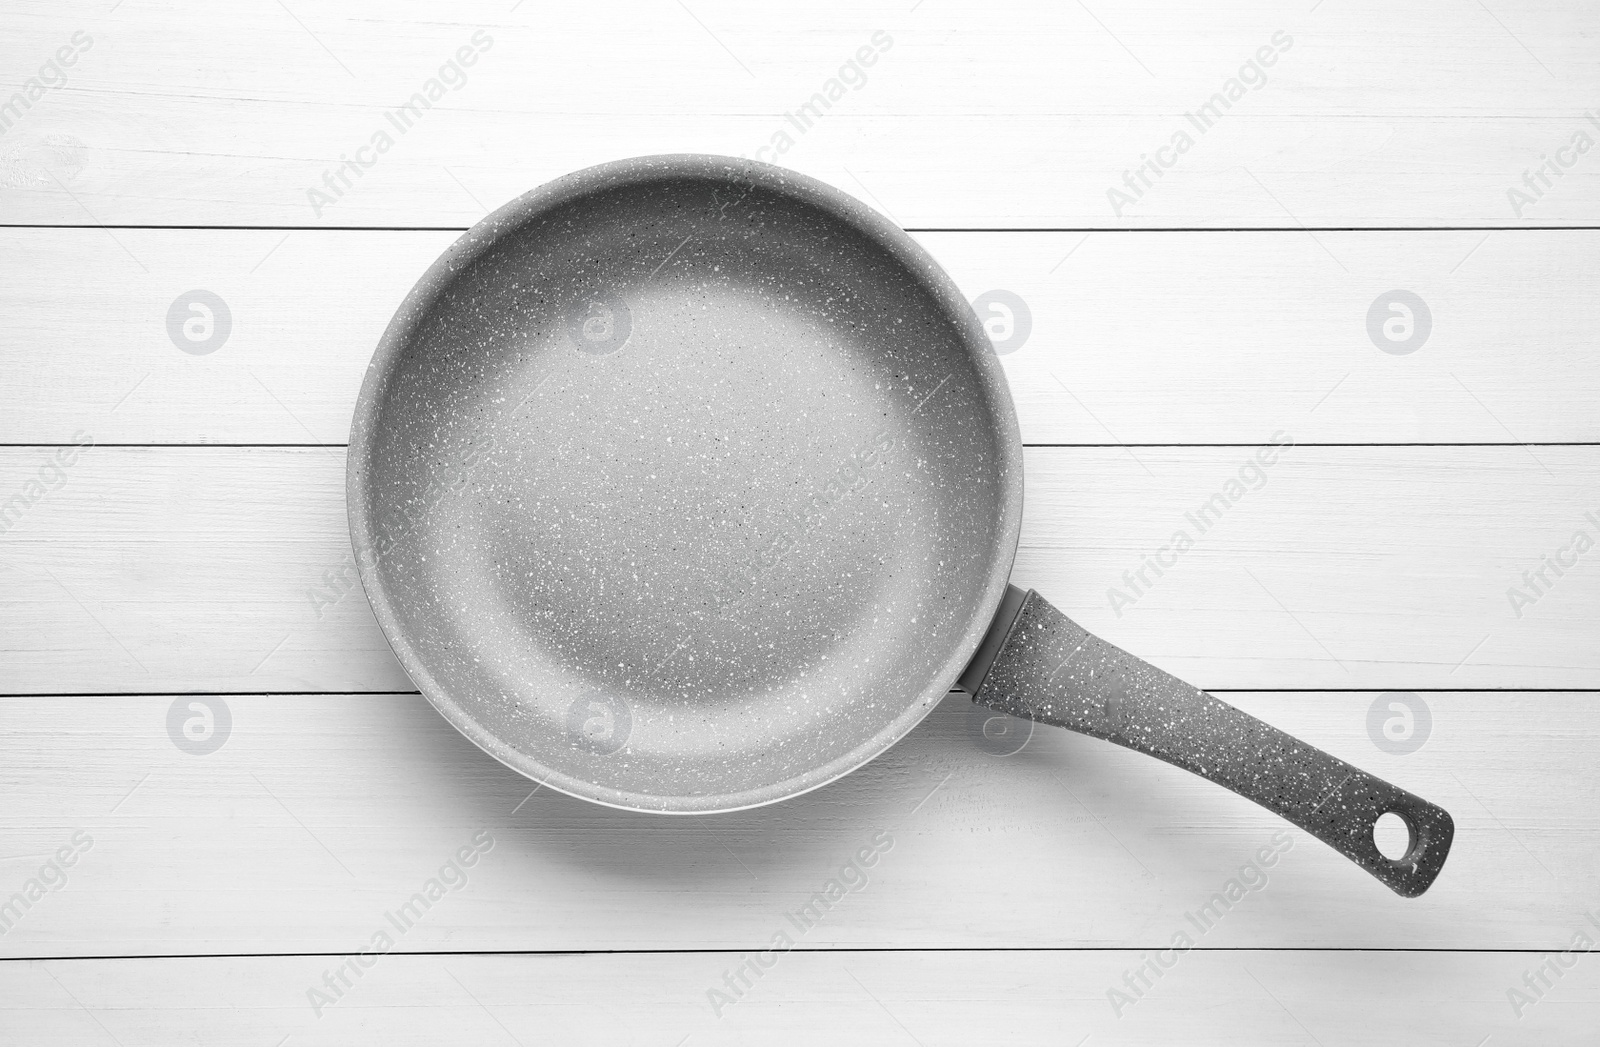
xmin=959 ymin=586 xmax=1454 ymax=897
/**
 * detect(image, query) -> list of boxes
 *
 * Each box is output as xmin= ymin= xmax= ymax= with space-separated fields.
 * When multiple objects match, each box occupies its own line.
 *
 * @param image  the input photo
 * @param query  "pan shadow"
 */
xmin=390 ymin=693 xmax=976 ymax=893
xmin=389 ymin=688 xmax=1216 ymax=899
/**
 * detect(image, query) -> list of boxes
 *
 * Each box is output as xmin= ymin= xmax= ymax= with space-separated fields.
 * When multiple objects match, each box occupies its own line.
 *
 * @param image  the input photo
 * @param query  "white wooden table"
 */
xmin=2 ymin=1 xmax=1598 ymax=1042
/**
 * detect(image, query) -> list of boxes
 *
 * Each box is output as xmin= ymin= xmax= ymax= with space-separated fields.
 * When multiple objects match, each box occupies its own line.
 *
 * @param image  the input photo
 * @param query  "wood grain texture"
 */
xmin=3 ymin=228 xmax=1598 ymax=445
xmin=3 ymin=0 xmax=1597 ymax=1031
xmin=0 ymin=691 xmax=1589 ymax=956
xmin=4 ymin=950 xmax=1598 ymax=1045
xmin=1 ymin=1 xmax=1597 ymax=227
xmin=1 ymin=446 xmax=1594 ymax=694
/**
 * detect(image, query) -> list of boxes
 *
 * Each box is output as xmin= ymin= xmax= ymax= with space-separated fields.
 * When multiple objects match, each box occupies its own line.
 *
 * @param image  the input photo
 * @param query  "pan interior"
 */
xmin=352 ymin=160 xmax=1018 ymax=811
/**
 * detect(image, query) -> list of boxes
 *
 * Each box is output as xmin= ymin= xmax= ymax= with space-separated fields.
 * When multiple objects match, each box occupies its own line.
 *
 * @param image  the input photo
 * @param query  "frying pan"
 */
xmin=348 ymin=154 xmax=1454 ymax=897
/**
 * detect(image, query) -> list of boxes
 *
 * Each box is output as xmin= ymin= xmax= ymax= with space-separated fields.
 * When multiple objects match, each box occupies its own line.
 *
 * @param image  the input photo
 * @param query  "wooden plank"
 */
xmin=4 ymin=228 xmax=1599 ymax=445
xmin=2 ymin=950 xmax=1597 ymax=1046
xmin=1 ymin=446 xmax=1594 ymax=694
xmin=2 ymin=1 xmax=1597 ymax=227
xmin=0 ymin=949 xmax=1586 ymax=1046
xmin=0 ymin=691 xmax=1590 ymax=957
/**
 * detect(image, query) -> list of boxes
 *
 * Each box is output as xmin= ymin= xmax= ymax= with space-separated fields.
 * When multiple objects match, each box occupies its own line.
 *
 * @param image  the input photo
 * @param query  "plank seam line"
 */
xmin=0 ymin=946 xmax=1569 ymax=964
xmin=3 ymin=442 xmax=1597 ymax=450
xmin=2 ymin=688 xmax=1594 ymax=699
xmin=4 ymin=224 xmax=1600 ymax=233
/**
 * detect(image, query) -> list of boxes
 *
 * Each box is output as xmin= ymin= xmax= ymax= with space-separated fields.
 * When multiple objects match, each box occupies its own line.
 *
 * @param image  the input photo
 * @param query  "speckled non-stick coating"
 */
xmin=348 ymin=155 xmax=1023 ymax=813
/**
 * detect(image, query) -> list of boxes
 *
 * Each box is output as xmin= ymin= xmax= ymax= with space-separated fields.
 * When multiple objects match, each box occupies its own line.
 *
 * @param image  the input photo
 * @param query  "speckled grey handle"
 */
xmin=963 ymin=588 xmax=1454 ymax=897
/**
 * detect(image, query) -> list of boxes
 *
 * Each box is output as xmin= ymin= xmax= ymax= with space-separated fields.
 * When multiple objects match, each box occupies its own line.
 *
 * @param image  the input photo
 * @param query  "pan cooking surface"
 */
xmin=349 ymin=157 xmax=1021 ymax=811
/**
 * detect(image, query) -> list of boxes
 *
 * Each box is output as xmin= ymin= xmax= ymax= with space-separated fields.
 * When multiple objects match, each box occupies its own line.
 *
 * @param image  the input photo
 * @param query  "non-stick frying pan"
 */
xmin=349 ymin=155 xmax=1453 ymax=897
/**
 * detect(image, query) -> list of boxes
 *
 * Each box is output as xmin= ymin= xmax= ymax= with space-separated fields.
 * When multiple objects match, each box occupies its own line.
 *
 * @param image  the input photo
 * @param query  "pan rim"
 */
xmin=347 ymin=153 xmax=1024 ymax=814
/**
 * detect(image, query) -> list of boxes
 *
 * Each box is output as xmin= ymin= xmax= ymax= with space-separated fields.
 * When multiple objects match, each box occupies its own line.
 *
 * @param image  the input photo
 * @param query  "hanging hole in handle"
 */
xmin=1373 ymin=811 xmax=1414 ymax=862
